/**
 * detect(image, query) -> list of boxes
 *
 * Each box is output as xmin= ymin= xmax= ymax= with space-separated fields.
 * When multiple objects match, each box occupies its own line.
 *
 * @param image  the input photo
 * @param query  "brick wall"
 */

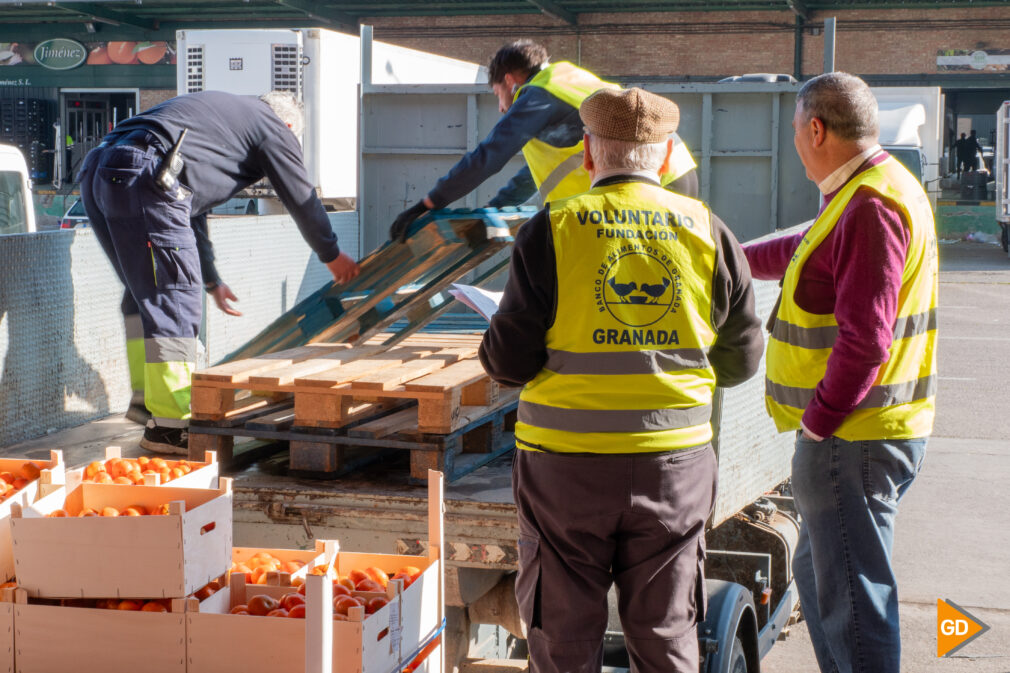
xmin=366 ymin=6 xmax=1010 ymax=81
xmin=139 ymin=89 xmax=174 ymax=111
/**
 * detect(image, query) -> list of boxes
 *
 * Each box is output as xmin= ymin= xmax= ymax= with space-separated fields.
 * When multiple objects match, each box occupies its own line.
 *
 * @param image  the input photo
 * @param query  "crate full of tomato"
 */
xmin=9 ymin=478 xmax=233 ymax=599
xmin=187 ymin=471 xmax=445 ymax=673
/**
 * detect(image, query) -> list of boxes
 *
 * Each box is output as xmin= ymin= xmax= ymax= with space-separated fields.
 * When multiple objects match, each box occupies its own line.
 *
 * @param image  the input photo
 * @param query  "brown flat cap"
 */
xmin=580 ymin=87 xmax=679 ymax=143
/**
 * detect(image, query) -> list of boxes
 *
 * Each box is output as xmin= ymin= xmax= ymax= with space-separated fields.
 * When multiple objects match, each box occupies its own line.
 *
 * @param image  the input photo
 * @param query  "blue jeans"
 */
xmin=791 ymin=434 xmax=927 ymax=673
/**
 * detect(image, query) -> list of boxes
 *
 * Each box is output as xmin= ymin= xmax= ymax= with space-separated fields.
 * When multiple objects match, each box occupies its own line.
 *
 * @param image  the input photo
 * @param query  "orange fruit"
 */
xmin=337 ymin=577 xmax=355 ymax=592
xmin=0 ymin=472 xmax=13 ymax=485
xmin=282 ymin=560 xmax=304 ymax=574
xmin=365 ymin=597 xmax=389 ymax=614
xmin=86 ymin=46 xmax=110 ymax=65
xmin=287 ymin=604 xmax=306 ymax=619
xmin=79 ymin=507 xmax=98 ymax=517
xmin=12 ymin=478 xmax=27 ymax=490
xmin=308 ymin=565 xmax=329 ymax=576
xmin=159 ymin=469 xmax=172 ymax=483
xmin=230 ymin=604 xmax=249 ymax=615
xmin=355 ymin=579 xmax=384 ymax=593
xmin=113 ymin=476 xmax=133 ymax=485
xmin=20 ymin=462 xmax=41 ymax=481
xmin=84 ymin=461 xmax=104 ymax=479
xmin=141 ymin=601 xmax=168 ymax=612
xmin=117 ymin=599 xmax=143 ymax=611
xmin=266 ymin=608 xmax=289 ymax=618
xmin=247 ymin=594 xmax=278 ymax=617
xmin=348 ymin=569 xmax=369 ymax=586
xmin=178 ymin=463 xmax=192 ymax=475
xmin=279 ymin=593 xmax=304 ymax=612
xmin=194 ymin=584 xmax=216 ymax=601
xmin=150 ymin=457 xmax=167 ymax=471
xmin=137 ymin=456 xmax=151 ymax=469
xmin=105 ymin=458 xmax=127 ymax=479
xmin=0 ymin=581 xmax=17 ymax=589
xmin=136 ymin=42 xmax=167 ymax=65
xmin=169 ymin=467 xmax=185 ymax=480
xmin=233 ymin=563 xmax=254 ymax=583
xmin=47 ymin=509 xmax=68 ymax=518
xmin=332 ymin=583 xmax=352 ymax=598
xmin=101 ymin=507 xmax=120 ymax=517
xmin=364 ymin=567 xmax=389 ymax=588
xmin=333 ymin=595 xmax=360 ymax=616
xmin=94 ymin=472 xmax=114 ymax=484
xmin=107 ymin=41 xmax=137 ymax=65
xmin=122 ymin=505 xmax=147 ymax=516
xmin=150 ymin=503 xmax=171 ymax=516
xmin=128 ymin=473 xmax=145 ymax=485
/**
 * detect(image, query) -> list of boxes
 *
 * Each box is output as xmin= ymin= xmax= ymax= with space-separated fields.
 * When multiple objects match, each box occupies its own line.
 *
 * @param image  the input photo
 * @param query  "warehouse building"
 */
xmin=0 ymin=0 xmax=1007 ymax=222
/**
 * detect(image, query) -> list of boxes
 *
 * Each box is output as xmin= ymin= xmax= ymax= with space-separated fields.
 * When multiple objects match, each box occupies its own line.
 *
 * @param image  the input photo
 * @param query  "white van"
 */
xmin=0 ymin=143 xmax=35 ymax=235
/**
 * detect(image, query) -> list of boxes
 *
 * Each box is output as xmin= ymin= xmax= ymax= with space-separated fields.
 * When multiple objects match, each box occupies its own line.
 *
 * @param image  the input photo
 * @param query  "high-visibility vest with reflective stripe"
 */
xmin=516 ymin=63 xmax=696 ymax=203
xmin=516 ymin=180 xmax=719 ymax=453
xmin=765 ymin=155 xmax=938 ymax=440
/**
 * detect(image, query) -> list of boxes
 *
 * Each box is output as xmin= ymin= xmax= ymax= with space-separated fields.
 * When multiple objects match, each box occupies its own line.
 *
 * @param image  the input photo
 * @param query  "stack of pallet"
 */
xmin=189 ymin=333 xmax=518 ymax=481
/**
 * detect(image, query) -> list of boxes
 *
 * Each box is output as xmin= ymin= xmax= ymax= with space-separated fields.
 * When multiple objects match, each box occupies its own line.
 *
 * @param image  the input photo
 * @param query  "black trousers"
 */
xmin=513 ymin=445 xmax=717 ymax=673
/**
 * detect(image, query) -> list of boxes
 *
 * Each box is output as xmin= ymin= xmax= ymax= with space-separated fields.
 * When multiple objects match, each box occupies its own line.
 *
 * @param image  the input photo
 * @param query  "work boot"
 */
xmin=140 ymin=421 xmax=189 ymax=455
xmin=125 ymin=403 xmax=152 ymax=426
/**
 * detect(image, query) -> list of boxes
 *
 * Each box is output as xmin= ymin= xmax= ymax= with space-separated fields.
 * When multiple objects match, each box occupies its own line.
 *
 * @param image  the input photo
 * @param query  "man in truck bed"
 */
xmin=78 ymin=90 xmax=360 ymax=453
xmin=388 ymin=39 xmax=698 ymax=241
xmin=479 ymin=87 xmax=762 ymax=672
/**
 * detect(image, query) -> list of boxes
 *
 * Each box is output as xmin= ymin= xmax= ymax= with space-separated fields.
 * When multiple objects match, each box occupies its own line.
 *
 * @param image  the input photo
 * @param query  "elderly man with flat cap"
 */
xmin=479 ymin=88 xmax=763 ymax=672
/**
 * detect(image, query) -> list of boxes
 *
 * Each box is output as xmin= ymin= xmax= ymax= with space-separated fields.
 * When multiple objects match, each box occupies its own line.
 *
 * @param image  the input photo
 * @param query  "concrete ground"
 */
xmin=5 ymin=240 xmax=1009 ymax=673
xmin=762 ymin=240 xmax=1010 ymax=673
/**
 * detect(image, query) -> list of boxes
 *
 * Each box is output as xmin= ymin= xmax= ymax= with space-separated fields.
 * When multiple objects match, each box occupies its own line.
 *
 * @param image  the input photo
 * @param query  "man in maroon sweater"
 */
xmin=744 ymin=73 xmax=937 ymax=673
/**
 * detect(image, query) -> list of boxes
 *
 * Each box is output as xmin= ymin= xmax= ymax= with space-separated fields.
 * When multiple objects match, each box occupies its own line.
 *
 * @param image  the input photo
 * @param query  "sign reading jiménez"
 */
xmin=33 ymin=39 xmax=86 ymax=70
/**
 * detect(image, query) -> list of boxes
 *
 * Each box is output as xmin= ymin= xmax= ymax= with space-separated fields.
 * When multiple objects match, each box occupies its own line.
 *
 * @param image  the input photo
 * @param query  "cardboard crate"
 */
xmin=8 ymin=589 xmax=190 ymax=673
xmin=65 ymin=446 xmax=219 ymax=491
xmin=0 ymin=451 xmax=65 ymax=583
xmin=9 ymin=479 xmax=233 ymax=600
xmin=188 ymin=472 xmax=445 ymax=673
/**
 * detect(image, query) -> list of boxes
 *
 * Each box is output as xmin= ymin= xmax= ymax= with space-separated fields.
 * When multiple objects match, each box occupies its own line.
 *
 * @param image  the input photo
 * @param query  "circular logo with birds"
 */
xmin=602 ymin=250 xmax=679 ymax=327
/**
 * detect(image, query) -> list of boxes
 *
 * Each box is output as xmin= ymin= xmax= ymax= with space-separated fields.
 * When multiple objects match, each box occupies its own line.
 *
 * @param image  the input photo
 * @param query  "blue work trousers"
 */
xmin=791 ymin=434 xmax=927 ymax=673
xmin=78 ymin=130 xmax=202 ymax=425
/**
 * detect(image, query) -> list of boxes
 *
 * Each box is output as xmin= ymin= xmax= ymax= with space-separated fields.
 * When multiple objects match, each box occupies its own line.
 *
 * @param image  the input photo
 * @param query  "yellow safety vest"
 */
xmin=765 ymin=156 xmax=938 ymax=440
xmin=517 ymin=63 xmax=696 ymax=203
xmin=516 ymin=180 xmax=719 ymax=454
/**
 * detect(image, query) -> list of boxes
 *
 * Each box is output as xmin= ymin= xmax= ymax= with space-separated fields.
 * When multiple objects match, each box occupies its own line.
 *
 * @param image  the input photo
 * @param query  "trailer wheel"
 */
xmin=728 ymin=636 xmax=748 ymax=673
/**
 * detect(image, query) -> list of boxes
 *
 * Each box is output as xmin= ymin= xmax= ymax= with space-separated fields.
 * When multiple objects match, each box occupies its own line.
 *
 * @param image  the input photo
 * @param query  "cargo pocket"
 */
xmin=693 ymin=538 xmax=708 ymax=623
xmin=515 ymin=533 xmax=541 ymax=636
xmin=148 ymin=233 xmax=200 ymax=291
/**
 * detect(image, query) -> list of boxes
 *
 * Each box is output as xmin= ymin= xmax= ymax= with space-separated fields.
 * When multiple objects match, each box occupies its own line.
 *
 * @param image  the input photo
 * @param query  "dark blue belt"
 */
xmin=101 ymin=129 xmax=166 ymax=153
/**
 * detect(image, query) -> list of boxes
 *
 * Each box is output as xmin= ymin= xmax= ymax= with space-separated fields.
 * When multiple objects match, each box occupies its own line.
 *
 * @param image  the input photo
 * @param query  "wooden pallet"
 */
xmin=189 ymin=333 xmax=518 ymax=481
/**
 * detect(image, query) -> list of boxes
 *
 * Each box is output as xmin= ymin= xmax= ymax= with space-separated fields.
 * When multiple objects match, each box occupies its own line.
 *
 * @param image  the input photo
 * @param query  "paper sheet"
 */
xmin=449 ymin=283 xmax=502 ymax=322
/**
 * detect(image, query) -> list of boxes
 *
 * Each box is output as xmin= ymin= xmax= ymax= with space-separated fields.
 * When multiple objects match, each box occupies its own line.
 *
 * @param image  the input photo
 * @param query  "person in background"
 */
xmin=744 ymin=72 xmax=937 ymax=673
xmin=388 ymin=39 xmax=698 ymax=241
xmin=78 ymin=90 xmax=359 ymax=453
xmin=479 ymin=87 xmax=762 ymax=672
xmin=967 ymin=129 xmax=985 ymax=171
